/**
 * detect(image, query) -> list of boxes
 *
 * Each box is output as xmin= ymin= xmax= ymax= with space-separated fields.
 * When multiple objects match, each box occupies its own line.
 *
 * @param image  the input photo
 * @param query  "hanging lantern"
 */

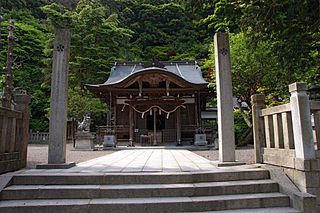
xmin=150 ymin=109 xmax=152 ymax=115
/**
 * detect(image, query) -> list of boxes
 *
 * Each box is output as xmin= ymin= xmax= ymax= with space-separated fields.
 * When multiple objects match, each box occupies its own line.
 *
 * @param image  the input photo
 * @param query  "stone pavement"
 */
xmin=19 ymin=149 xmax=222 ymax=174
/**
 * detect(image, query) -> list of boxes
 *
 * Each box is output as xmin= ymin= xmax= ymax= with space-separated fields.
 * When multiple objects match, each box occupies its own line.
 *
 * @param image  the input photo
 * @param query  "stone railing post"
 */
xmin=14 ymin=94 xmax=31 ymax=168
xmin=289 ymin=82 xmax=315 ymax=159
xmin=251 ymin=94 xmax=266 ymax=163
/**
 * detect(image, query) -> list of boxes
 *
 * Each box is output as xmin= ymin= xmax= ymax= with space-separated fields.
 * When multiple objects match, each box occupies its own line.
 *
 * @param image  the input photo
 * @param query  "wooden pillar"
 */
xmin=153 ymin=108 xmax=157 ymax=145
xmin=198 ymin=91 xmax=202 ymax=129
xmin=177 ymin=107 xmax=181 ymax=145
xmin=113 ymin=96 xmax=117 ymax=128
xmin=109 ymin=91 xmax=112 ymax=126
xmin=106 ymin=111 xmax=111 ymax=126
xmin=129 ymin=107 xmax=133 ymax=146
xmin=194 ymin=96 xmax=199 ymax=128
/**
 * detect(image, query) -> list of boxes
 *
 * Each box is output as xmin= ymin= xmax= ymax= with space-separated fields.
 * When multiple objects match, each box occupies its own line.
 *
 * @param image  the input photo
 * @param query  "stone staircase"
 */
xmin=0 ymin=169 xmax=300 ymax=212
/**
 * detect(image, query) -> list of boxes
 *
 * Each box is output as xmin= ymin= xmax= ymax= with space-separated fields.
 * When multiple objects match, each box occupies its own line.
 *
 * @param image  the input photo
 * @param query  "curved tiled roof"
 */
xmin=86 ymin=61 xmax=208 ymax=88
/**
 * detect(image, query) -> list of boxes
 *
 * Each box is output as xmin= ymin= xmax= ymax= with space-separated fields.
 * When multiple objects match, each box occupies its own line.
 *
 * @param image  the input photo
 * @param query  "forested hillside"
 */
xmin=0 ymin=0 xmax=319 ymax=139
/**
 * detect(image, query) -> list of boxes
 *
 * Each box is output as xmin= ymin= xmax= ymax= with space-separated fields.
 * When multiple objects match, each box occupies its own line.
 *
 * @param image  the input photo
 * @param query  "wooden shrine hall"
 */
xmin=86 ymin=60 xmax=214 ymax=146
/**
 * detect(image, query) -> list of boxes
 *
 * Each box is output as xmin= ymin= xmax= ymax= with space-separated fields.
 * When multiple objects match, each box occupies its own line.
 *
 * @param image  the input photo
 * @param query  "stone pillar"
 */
xmin=214 ymin=32 xmax=235 ymax=162
xmin=289 ymin=82 xmax=315 ymax=159
xmin=14 ymin=94 xmax=30 ymax=168
xmin=129 ymin=107 xmax=133 ymax=146
xmin=251 ymin=94 xmax=266 ymax=163
xmin=176 ymin=107 xmax=181 ymax=145
xmin=37 ymin=29 xmax=74 ymax=169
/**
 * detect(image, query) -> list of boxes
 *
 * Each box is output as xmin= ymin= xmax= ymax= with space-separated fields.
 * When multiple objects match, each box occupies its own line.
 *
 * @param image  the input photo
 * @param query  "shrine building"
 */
xmin=86 ymin=60 xmax=214 ymax=146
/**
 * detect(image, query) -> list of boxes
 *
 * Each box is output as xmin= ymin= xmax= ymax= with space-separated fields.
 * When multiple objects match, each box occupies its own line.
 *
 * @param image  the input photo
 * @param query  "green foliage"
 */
xmin=1 ymin=0 xmax=318 ymax=133
xmin=29 ymin=90 xmax=50 ymax=132
xmin=41 ymin=3 xmax=73 ymax=29
xmin=0 ymin=74 xmax=4 ymax=93
xmin=229 ymin=32 xmax=286 ymax=107
xmin=2 ymin=0 xmax=51 ymax=18
xmin=0 ymin=9 xmax=49 ymax=131
xmin=39 ymin=3 xmax=133 ymax=130
xmin=233 ymin=110 xmax=251 ymax=144
xmin=68 ymin=86 xmax=107 ymax=131
xmin=196 ymin=0 xmax=320 ymax=86
xmin=41 ymin=4 xmax=133 ymax=88
xmin=116 ymin=0 xmax=210 ymax=60
xmin=69 ymin=6 xmax=132 ymax=87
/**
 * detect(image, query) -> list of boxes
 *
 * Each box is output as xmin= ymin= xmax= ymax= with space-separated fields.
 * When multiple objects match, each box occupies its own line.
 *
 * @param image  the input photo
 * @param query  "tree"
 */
xmin=41 ymin=3 xmax=133 ymax=127
xmin=193 ymin=0 xmax=320 ymax=85
xmin=69 ymin=6 xmax=132 ymax=87
xmin=0 ymin=10 xmax=48 ymax=131
xmin=68 ymin=86 xmax=106 ymax=126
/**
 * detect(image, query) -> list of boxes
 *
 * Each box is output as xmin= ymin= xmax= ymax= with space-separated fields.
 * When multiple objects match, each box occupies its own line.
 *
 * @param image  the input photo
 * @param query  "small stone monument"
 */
xmin=103 ymin=135 xmax=116 ymax=148
xmin=75 ymin=114 xmax=95 ymax=150
xmin=194 ymin=134 xmax=208 ymax=146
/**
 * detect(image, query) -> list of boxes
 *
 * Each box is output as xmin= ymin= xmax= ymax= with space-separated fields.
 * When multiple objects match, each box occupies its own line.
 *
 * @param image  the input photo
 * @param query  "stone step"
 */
xmin=1 ymin=179 xmax=278 ymax=200
xmin=185 ymin=207 xmax=301 ymax=213
xmin=0 ymin=192 xmax=289 ymax=213
xmin=11 ymin=169 xmax=269 ymax=185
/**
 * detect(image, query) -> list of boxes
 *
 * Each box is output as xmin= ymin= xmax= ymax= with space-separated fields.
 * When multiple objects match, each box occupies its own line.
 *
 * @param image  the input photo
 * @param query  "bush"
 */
xmin=233 ymin=110 xmax=251 ymax=145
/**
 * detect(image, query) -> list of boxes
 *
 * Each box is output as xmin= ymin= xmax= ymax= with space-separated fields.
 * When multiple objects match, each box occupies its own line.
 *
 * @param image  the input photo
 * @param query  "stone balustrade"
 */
xmin=252 ymin=82 xmax=320 ymax=205
xmin=252 ymin=83 xmax=320 ymax=167
xmin=28 ymin=132 xmax=49 ymax=144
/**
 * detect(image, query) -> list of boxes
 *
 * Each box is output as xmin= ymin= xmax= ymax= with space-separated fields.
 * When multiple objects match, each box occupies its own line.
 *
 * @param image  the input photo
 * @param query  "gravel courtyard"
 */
xmin=27 ymin=144 xmax=255 ymax=169
xmin=27 ymin=144 xmax=115 ymax=169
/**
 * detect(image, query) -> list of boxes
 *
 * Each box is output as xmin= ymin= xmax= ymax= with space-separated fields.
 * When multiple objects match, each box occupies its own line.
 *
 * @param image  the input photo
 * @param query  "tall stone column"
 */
xmin=37 ymin=29 xmax=74 ymax=169
xmin=214 ymin=32 xmax=236 ymax=162
xmin=289 ymin=82 xmax=315 ymax=159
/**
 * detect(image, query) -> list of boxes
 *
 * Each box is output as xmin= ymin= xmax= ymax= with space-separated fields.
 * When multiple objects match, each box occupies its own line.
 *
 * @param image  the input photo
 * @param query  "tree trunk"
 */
xmin=235 ymin=98 xmax=252 ymax=128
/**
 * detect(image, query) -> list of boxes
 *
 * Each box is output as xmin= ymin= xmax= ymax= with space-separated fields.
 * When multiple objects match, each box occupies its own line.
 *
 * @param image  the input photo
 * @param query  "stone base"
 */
xmin=211 ymin=160 xmax=246 ymax=167
xmin=36 ymin=162 xmax=76 ymax=169
xmin=195 ymin=141 xmax=208 ymax=146
xmin=103 ymin=146 xmax=117 ymax=150
xmin=75 ymin=132 xmax=94 ymax=150
xmin=103 ymin=135 xmax=116 ymax=147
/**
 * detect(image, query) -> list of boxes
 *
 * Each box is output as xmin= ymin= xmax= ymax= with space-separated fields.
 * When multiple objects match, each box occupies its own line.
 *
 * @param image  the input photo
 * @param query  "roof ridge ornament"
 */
xmin=143 ymin=54 xmax=165 ymax=68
